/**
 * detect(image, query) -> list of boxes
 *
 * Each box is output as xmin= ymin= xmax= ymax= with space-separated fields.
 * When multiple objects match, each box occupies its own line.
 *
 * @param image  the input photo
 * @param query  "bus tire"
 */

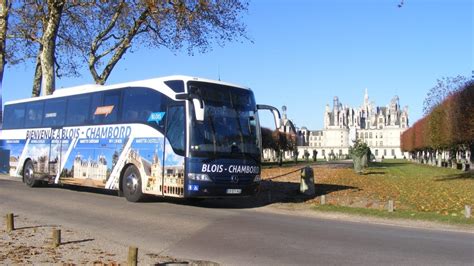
xmin=122 ymin=165 xmax=144 ymax=202
xmin=23 ymin=160 xmax=40 ymax=187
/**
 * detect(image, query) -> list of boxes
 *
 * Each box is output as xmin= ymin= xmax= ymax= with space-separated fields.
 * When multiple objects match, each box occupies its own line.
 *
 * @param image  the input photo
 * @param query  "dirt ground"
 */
xmin=0 ymin=213 xmax=218 ymax=265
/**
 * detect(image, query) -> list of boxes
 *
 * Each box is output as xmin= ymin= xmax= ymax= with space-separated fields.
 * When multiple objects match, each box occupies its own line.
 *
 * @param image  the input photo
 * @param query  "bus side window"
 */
xmin=3 ymin=104 xmax=26 ymax=129
xmin=122 ymin=87 xmax=164 ymax=130
xmin=103 ymin=91 xmax=121 ymax=123
xmin=43 ymin=99 xmax=66 ymax=127
xmin=90 ymin=91 xmax=121 ymax=124
xmin=66 ymin=95 xmax=90 ymax=126
xmin=90 ymin=92 xmax=103 ymax=125
xmin=25 ymin=101 xmax=44 ymax=128
xmin=122 ymin=88 xmax=143 ymax=122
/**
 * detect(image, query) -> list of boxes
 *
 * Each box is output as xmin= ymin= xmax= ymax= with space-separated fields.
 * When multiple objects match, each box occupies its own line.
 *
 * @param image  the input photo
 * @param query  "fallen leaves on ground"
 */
xmin=261 ymin=160 xmax=474 ymax=215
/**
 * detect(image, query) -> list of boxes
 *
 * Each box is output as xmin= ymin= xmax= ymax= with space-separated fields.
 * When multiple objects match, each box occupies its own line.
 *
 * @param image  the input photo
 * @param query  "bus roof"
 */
xmin=4 ymin=75 xmax=250 ymax=105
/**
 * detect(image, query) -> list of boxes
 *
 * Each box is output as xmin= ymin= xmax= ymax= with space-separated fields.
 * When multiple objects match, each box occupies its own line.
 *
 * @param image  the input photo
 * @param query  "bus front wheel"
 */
xmin=23 ymin=160 xmax=40 ymax=187
xmin=122 ymin=165 xmax=144 ymax=202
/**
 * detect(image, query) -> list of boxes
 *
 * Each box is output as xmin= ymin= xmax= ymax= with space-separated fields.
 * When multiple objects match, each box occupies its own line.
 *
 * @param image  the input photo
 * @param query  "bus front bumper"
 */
xmin=185 ymin=182 xmax=260 ymax=198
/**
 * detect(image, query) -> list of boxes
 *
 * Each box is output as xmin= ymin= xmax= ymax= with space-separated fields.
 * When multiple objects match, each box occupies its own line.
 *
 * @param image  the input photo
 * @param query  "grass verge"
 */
xmin=262 ymin=159 xmax=474 ymax=225
xmin=312 ymin=204 xmax=474 ymax=226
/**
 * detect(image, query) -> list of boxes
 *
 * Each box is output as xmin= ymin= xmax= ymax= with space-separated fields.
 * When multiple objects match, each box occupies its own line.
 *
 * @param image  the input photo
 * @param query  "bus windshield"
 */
xmin=188 ymin=82 xmax=260 ymax=160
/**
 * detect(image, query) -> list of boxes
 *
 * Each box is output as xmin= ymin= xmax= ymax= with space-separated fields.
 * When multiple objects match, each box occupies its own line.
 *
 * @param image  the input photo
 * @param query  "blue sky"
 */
xmin=2 ymin=0 xmax=473 ymax=130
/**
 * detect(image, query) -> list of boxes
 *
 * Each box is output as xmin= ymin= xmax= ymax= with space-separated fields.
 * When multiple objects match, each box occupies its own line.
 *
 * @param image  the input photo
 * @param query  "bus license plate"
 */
xmin=226 ymin=189 xmax=242 ymax=194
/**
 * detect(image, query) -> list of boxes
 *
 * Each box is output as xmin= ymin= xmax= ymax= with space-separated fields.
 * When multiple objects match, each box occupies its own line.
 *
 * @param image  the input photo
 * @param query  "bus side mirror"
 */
xmin=192 ymin=98 xmax=205 ymax=122
xmin=176 ymin=93 xmax=205 ymax=122
xmin=257 ymin=104 xmax=281 ymax=129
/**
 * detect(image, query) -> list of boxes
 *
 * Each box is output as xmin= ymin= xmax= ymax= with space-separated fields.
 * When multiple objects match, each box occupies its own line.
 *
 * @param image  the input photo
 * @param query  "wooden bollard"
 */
xmin=320 ymin=195 xmax=326 ymax=205
xmin=52 ymin=229 xmax=61 ymax=248
xmin=6 ymin=213 xmax=14 ymax=232
xmin=465 ymin=205 xmax=472 ymax=219
xmin=388 ymin=200 xmax=394 ymax=212
xmin=128 ymin=246 xmax=138 ymax=266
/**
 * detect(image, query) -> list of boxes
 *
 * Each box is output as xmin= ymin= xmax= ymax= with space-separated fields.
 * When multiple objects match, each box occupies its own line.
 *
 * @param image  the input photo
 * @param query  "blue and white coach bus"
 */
xmin=0 ymin=76 xmax=280 ymax=202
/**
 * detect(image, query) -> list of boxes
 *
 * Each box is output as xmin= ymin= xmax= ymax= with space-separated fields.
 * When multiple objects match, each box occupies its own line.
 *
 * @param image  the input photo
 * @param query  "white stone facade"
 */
xmin=265 ymin=90 xmax=410 ymax=161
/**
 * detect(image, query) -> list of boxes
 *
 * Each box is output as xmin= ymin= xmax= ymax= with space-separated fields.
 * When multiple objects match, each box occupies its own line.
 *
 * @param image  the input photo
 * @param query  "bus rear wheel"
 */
xmin=122 ymin=165 xmax=144 ymax=202
xmin=23 ymin=160 xmax=40 ymax=187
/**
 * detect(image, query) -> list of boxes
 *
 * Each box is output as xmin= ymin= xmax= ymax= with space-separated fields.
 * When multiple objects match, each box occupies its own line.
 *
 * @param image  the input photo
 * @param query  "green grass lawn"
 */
xmin=312 ymin=160 xmax=474 ymax=225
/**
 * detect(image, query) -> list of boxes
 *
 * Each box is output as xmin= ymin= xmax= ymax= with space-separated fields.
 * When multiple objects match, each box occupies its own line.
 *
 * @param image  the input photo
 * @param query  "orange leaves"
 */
xmin=402 ymin=82 xmax=474 ymax=152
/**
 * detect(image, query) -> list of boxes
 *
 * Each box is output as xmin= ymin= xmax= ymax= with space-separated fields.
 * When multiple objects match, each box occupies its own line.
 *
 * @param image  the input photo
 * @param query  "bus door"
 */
xmin=162 ymin=104 xmax=186 ymax=197
xmin=43 ymin=99 xmax=68 ymax=183
xmin=49 ymin=126 xmax=64 ymax=182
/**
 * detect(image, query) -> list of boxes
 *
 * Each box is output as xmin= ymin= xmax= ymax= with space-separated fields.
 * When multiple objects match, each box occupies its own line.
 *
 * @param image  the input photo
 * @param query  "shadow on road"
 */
xmin=10 ymin=161 xmax=358 ymax=209
xmin=183 ymin=181 xmax=358 ymax=209
xmin=35 ymin=179 xmax=357 ymax=210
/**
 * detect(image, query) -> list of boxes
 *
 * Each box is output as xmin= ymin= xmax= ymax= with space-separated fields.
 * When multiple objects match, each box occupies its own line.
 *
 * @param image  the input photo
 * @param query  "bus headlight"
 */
xmin=253 ymin=175 xmax=261 ymax=182
xmin=188 ymin=173 xmax=212 ymax=182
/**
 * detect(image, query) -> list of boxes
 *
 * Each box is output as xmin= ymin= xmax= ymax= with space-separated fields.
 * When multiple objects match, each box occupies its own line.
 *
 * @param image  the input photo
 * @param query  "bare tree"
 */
xmin=69 ymin=0 xmax=249 ymax=85
xmin=423 ymin=75 xmax=468 ymax=115
xmin=5 ymin=0 xmax=248 ymax=98
xmin=7 ymin=1 xmax=84 ymax=96
xmin=7 ymin=1 xmax=63 ymax=96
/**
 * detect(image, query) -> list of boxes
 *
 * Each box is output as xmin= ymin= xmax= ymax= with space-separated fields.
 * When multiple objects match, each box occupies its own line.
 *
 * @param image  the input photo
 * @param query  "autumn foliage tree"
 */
xmin=401 ymin=81 xmax=474 ymax=163
xmin=261 ymin=127 xmax=296 ymax=165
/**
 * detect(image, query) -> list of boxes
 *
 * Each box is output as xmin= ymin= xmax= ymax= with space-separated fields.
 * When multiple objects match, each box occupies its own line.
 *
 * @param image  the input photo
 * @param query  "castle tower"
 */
xmin=364 ymin=88 xmax=369 ymax=106
xmin=333 ymin=97 xmax=340 ymax=126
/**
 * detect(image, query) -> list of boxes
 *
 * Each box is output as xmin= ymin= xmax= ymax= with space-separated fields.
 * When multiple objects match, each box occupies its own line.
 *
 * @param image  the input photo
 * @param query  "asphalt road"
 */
xmin=1 ymin=177 xmax=473 ymax=265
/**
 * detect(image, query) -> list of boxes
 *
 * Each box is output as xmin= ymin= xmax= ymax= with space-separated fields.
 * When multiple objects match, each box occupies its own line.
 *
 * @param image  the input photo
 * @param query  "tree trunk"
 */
xmin=32 ymin=48 xmax=42 ymax=97
xmin=278 ymin=150 xmax=282 ymax=166
xmin=40 ymin=0 xmax=64 ymax=96
xmin=0 ymin=0 xmax=10 ymax=123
